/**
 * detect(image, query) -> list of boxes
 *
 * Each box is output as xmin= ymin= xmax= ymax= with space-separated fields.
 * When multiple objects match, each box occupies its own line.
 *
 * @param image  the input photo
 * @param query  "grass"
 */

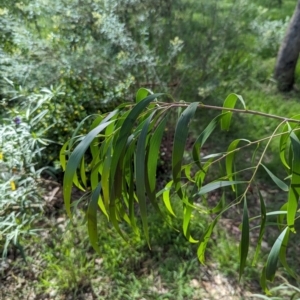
xmin=36 ymin=206 xmax=206 ymax=299
xmin=2 ymin=199 xmax=259 ymax=299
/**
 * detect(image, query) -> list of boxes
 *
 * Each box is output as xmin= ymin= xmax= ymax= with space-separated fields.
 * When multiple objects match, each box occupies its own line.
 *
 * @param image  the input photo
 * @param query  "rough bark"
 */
xmin=274 ymin=0 xmax=300 ymax=92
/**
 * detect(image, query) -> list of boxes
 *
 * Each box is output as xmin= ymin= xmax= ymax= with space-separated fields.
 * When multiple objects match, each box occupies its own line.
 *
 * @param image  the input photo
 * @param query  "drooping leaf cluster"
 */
xmin=62 ymin=89 xmax=300 ymax=291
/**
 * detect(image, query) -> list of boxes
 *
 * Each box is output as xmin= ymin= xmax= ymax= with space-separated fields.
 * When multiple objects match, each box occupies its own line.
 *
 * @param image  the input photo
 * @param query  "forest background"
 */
xmin=1 ymin=0 xmax=300 ymax=299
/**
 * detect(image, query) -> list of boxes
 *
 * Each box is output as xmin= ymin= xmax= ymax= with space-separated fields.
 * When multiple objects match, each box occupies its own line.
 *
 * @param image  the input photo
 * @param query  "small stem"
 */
xmin=247 ymin=120 xmax=287 ymax=187
xmin=157 ymin=102 xmax=300 ymax=124
xmin=207 ymin=121 xmax=293 ymax=214
xmin=202 ymin=128 xmax=298 ymax=168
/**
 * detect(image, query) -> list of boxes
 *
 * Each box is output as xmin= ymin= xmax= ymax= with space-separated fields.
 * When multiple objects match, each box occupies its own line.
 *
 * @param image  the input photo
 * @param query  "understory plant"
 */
xmin=61 ymin=88 xmax=300 ymax=294
xmin=0 ymin=85 xmax=54 ymax=257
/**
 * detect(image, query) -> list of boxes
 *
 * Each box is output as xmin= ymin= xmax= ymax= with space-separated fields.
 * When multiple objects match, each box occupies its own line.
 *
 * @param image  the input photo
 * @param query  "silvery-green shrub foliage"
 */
xmin=0 ymin=86 xmax=54 ymax=257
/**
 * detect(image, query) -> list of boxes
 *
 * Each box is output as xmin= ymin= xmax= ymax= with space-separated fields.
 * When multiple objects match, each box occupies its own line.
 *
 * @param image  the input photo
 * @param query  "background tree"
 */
xmin=274 ymin=0 xmax=300 ymax=91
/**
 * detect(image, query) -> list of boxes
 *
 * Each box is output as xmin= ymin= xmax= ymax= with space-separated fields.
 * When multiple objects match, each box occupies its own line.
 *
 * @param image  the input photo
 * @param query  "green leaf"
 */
xmin=266 ymin=211 xmax=287 ymax=216
xmin=124 ymin=142 xmax=139 ymax=235
xmin=87 ymin=183 xmax=101 ymax=253
xmin=182 ymin=195 xmax=198 ymax=243
xmin=162 ymin=181 xmax=176 ymax=217
xmin=90 ymin=115 xmax=104 ymax=131
xmin=192 ymin=113 xmax=226 ymax=168
xmin=63 ymin=120 xmax=114 ymax=217
xmin=279 ymin=115 xmax=300 ymax=170
xmin=197 ymin=217 xmax=219 ymax=264
xmin=136 ymin=87 xmax=152 ymax=103
xmin=278 ymin=228 xmax=298 ymax=280
xmin=266 ymin=227 xmax=289 ymax=281
xmin=260 ymin=164 xmax=289 ymax=192
xmin=194 ymin=158 xmax=212 ymax=188
xmin=202 ymin=153 xmax=224 ymax=160
xmin=287 ymin=132 xmax=300 ymax=232
xmin=172 ymin=102 xmax=198 ymax=198
xmin=110 ymin=93 xmax=163 ymax=193
xmin=80 ymin=156 xmax=87 ymax=188
xmin=221 ymin=93 xmax=246 ymax=131
xmin=60 ymin=140 xmax=70 ymax=171
xmin=90 ymin=159 xmax=101 ymax=192
xmin=107 ymin=95 xmax=163 ymax=239
xmin=98 ymin=195 xmax=109 ymax=220
xmin=252 ymin=189 xmax=266 ymax=266
xmin=239 ymin=196 xmax=249 ymax=281
xmin=260 ymin=267 xmax=271 ymax=296
xmin=225 ymin=139 xmax=250 ymax=191
xmin=72 ymin=172 xmax=86 ymax=192
xmin=135 ymin=111 xmax=156 ymax=246
xmin=147 ymin=114 xmax=169 ymax=194
xmin=183 ymin=164 xmax=194 ymax=182
xmin=196 ymin=181 xmax=246 ymax=196
xmin=101 ymin=143 xmax=113 ymax=208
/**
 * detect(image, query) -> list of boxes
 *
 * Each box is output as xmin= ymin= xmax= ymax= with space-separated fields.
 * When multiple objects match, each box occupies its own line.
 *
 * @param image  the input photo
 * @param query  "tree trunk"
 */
xmin=274 ymin=0 xmax=300 ymax=92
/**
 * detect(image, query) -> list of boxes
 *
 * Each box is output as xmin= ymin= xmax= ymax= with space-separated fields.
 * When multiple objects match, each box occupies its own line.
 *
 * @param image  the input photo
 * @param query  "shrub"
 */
xmin=0 ymin=85 xmax=52 ymax=257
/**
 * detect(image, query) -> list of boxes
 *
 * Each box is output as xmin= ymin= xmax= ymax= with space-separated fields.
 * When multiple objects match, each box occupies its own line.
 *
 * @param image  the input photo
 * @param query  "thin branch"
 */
xmin=157 ymin=102 xmax=300 ymax=124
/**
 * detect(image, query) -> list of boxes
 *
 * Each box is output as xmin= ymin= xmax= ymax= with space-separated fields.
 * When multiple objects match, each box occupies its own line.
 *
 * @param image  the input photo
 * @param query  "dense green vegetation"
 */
xmin=2 ymin=0 xmax=300 ymax=299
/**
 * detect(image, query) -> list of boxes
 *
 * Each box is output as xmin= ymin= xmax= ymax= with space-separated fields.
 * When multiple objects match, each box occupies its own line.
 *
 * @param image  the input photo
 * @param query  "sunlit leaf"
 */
xmin=183 ymin=164 xmax=194 ymax=182
xmin=287 ymin=132 xmax=300 ymax=232
xmin=221 ymin=93 xmax=246 ymax=131
xmin=194 ymin=158 xmax=212 ymax=188
xmin=260 ymin=267 xmax=271 ymax=296
xmin=201 ymin=153 xmax=224 ymax=160
xmin=279 ymin=115 xmax=300 ymax=170
xmin=182 ymin=195 xmax=198 ymax=243
xmin=60 ymin=140 xmax=70 ymax=171
xmin=196 ymin=181 xmax=246 ymax=196
xmin=197 ymin=217 xmax=219 ymax=264
xmin=101 ymin=143 xmax=112 ymax=208
xmin=136 ymin=87 xmax=152 ymax=103
xmin=162 ymin=181 xmax=176 ymax=217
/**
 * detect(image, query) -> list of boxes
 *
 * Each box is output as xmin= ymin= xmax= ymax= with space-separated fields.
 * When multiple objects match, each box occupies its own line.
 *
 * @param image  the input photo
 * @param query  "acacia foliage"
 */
xmin=1 ymin=0 xmax=269 ymax=99
xmin=61 ymin=89 xmax=300 ymax=292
